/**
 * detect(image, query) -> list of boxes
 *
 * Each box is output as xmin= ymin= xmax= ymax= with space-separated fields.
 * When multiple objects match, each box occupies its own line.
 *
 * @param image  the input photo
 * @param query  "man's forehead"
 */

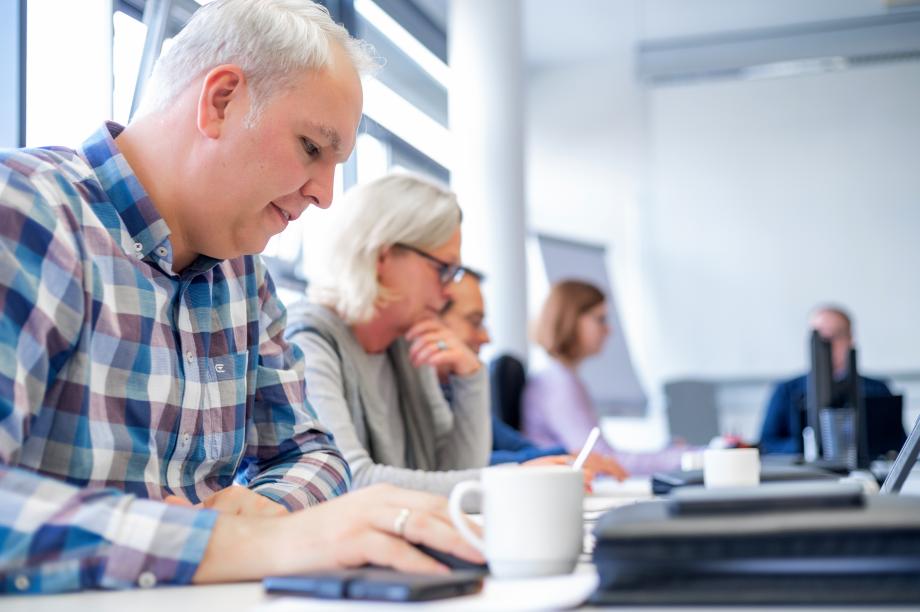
xmin=452 ymin=277 xmax=483 ymax=305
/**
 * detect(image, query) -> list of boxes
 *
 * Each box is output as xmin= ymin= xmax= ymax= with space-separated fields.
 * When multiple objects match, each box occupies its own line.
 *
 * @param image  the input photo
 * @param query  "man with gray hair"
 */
xmin=0 ymin=0 xmax=480 ymax=594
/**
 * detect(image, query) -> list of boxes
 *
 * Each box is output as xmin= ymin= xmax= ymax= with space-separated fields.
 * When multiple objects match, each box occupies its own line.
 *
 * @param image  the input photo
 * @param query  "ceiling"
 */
xmin=409 ymin=0 xmax=920 ymax=70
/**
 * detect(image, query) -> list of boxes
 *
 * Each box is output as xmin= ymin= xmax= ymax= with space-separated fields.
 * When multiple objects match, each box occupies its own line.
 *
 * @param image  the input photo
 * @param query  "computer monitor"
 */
xmin=804 ymin=331 xmax=868 ymax=469
xmin=866 ymin=395 xmax=907 ymax=459
xmin=881 ymin=411 xmax=920 ymax=494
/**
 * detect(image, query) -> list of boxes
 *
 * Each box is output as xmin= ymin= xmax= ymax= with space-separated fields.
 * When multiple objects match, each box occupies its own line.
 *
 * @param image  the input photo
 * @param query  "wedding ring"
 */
xmin=436 ymin=340 xmax=448 ymax=351
xmin=393 ymin=507 xmax=411 ymax=538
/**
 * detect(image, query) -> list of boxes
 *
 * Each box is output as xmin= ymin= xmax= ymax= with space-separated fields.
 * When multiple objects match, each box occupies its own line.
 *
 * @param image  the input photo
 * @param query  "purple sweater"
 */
xmin=521 ymin=359 xmax=682 ymax=475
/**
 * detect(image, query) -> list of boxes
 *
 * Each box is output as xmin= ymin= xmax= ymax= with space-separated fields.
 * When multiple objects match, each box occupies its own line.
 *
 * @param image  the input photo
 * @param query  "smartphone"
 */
xmin=263 ymin=569 xmax=484 ymax=602
xmin=667 ymin=481 xmax=864 ymax=516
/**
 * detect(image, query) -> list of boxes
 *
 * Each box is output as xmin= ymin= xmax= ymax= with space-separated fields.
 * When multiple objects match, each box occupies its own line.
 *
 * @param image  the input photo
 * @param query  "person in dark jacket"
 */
xmin=759 ymin=306 xmax=893 ymax=454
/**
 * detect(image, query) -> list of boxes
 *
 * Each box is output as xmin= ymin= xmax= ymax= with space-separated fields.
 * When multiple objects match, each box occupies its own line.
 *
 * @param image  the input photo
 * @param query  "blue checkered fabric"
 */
xmin=0 ymin=123 xmax=350 ymax=593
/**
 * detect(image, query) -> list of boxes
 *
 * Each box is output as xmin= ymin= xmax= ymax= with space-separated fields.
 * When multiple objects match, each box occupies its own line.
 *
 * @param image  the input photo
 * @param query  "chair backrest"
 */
xmin=489 ymin=354 xmax=527 ymax=431
xmin=663 ymin=379 xmax=721 ymax=446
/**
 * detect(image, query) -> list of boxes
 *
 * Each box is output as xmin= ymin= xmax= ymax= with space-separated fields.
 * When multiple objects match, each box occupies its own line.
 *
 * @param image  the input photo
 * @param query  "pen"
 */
xmin=572 ymin=426 xmax=601 ymax=471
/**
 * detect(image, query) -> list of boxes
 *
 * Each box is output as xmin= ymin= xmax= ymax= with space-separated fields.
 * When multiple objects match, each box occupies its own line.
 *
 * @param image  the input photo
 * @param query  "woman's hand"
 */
xmin=522 ymin=455 xmax=597 ymax=492
xmin=581 ymin=452 xmax=629 ymax=481
xmin=406 ymin=319 xmax=481 ymax=377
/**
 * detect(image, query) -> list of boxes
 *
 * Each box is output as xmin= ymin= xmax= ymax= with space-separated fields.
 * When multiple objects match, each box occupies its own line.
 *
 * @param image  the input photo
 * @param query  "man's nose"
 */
xmin=300 ymin=162 xmax=336 ymax=209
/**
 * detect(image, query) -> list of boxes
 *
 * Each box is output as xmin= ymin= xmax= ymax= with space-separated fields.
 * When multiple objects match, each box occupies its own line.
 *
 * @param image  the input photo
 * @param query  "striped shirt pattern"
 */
xmin=0 ymin=123 xmax=350 ymax=593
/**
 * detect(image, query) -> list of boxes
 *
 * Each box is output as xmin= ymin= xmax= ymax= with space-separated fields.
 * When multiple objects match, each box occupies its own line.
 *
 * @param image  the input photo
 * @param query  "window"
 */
xmin=25 ymin=0 xmax=111 ymax=148
xmin=264 ymin=0 xmax=450 ymax=302
xmin=20 ymin=0 xmax=447 ymax=304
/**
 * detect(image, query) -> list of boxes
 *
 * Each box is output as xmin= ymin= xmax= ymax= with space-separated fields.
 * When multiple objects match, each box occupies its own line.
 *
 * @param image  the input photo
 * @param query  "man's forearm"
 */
xmin=0 ymin=465 xmax=216 ymax=593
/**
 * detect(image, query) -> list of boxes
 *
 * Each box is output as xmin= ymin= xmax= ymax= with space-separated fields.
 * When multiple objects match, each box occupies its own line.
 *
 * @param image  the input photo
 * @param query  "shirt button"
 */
xmin=13 ymin=574 xmax=30 ymax=591
xmin=182 ymin=432 xmax=192 ymax=446
xmin=138 ymin=571 xmax=157 ymax=589
xmin=134 ymin=242 xmax=144 ymax=252
xmin=156 ymin=246 xmax=168 ymax=257
xmin=185 ymin=351 xmax=194 ymax=364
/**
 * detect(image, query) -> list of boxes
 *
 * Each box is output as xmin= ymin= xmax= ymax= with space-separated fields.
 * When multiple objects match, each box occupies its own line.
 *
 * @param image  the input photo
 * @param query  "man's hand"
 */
xmin=522 ymin=455 xmax=597 ymax=492
xmin=165 ymin=485 xmax=288 ymax=517
xmin=406 ymin=319 xmax=481 ymax=377
xmin=192 ymin=484 xmax=485 ymax=583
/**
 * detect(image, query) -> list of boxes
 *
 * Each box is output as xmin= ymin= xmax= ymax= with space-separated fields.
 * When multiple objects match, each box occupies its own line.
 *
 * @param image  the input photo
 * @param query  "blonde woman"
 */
xmin=286 ymin=173 xmax=492 ymax=495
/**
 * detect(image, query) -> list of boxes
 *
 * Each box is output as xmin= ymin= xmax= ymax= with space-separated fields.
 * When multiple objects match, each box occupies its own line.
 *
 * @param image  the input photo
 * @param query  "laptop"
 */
xmin=880 ymin=408 xmax=920 ymax=494
xmin=592 ymin=411 xmax=920 ymax=605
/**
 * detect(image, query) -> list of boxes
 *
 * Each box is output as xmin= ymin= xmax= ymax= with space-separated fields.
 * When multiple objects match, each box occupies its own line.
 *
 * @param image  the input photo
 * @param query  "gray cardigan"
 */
xmin=285 ymin=302 xmax=491 ymax=495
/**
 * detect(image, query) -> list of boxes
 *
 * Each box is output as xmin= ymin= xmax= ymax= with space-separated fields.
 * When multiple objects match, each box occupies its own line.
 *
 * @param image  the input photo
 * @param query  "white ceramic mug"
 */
xmin=448 ymin=465 xmax=584 ymax=579
xmin=703 ymin=447 xmax=761 ymax=488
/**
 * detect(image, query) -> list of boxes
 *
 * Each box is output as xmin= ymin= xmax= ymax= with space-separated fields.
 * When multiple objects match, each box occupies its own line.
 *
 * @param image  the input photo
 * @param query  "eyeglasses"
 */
xmin=395 ymin=243 xmax=465 ymax=285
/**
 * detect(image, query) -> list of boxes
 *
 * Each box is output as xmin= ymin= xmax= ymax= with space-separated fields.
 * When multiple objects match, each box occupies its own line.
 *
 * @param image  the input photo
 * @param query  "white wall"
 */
xmin=645 ymin=61 xmax=920 ymax=382
xmin=525 ymin=8 xmax=920 ymax=445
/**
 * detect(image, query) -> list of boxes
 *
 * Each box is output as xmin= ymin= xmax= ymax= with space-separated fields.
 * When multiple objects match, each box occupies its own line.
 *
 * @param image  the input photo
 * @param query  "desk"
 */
xmin=3 ymin=479 xmax=912 ymax=611
xmin=2 ymin=568 xmax=598 ymax=612
xmin=6 ymin=570 xmax=908 ymax=612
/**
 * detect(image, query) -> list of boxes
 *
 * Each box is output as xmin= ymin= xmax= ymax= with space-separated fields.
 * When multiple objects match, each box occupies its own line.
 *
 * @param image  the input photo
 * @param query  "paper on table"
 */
xmin=255 ymin=567 xmax=599 ymax=612
xmin=584 ymin=476 xmax=654 ymax=522
xmin=590 ymin=476 xmax=653 ymax=498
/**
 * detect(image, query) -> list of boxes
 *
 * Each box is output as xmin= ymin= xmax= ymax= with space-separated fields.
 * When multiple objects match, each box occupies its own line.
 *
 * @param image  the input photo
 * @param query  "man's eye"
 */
xmin=301 ymin=138 xmax=320 ymax=157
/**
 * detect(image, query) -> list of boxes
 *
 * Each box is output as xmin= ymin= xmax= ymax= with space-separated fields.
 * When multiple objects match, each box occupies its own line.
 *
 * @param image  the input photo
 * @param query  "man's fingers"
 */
xmin=163 ymin=494 xmax=196 ymax=507
xmin=357 ymin=531 xmax=449 ymax=575
xmin=360 ymin=489 xmax=485 ymax=564
xmin=400 ymin=510 xmax=485 ymax=564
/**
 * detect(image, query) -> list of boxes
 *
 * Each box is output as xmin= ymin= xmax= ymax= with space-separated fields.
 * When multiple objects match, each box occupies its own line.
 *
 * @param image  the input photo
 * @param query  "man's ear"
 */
xmin=197 ymin=64 xmax=248 ymax=138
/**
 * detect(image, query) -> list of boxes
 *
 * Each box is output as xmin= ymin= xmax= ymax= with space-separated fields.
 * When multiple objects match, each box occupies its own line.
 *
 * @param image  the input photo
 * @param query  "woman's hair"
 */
xmin=533 ymin=280 xmax=606 ymax=361
xmin=309 ymin=173 xmax=462 ymax=324
xmin=136 ymin=0 xmax=379 ymax=124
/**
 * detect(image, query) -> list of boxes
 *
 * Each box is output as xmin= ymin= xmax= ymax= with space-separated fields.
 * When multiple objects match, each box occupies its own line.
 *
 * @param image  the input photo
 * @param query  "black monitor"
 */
xmin=804 ymin=331 xmax=869 ymax=469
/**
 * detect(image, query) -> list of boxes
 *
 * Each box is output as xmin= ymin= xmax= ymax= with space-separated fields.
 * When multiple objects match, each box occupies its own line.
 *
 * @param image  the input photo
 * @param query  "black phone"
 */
xmin=263 ymin=569 xmax=484 ymax=602
xmin=667 ymin=481 xmax=865 ymax=516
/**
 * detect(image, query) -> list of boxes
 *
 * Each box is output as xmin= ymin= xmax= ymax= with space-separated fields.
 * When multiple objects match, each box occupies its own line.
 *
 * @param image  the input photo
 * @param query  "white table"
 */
xmin=4 ymin=479 xmax=912 ymax=611
xmin=2 ymin=567 xmax=599 ymax=612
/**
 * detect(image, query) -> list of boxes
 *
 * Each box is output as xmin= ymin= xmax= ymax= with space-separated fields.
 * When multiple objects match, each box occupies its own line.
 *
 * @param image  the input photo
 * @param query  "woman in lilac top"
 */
xmin=522 ymin=280 xmax=683 ymax=476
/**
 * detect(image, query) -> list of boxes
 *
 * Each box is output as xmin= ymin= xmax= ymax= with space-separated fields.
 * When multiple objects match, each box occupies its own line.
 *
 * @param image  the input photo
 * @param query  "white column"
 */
xmin=449 ymin=0 xmax=528 ymax=361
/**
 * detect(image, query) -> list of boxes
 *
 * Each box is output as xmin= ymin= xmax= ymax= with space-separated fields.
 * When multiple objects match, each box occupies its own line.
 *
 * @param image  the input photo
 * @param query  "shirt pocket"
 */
xmin=203 ymin=350 xmax=250 ymax=460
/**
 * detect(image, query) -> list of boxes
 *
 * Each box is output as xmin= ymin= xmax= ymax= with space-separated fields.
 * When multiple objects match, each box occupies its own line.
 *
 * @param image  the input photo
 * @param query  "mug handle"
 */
xmin=448 ymin=480 xmax=486 ymax=554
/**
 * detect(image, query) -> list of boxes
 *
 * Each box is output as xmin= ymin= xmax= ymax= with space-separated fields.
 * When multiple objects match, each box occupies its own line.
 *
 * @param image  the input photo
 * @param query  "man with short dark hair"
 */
xmin=438 ymin=270 xmax=627 ymax=479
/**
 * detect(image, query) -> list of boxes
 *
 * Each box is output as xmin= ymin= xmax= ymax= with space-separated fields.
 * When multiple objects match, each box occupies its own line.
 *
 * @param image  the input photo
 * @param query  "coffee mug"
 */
xmin=448 ymin=465 xmax=584 ymax=578
xmin=703 ymin=447 xmax=760 ymax=488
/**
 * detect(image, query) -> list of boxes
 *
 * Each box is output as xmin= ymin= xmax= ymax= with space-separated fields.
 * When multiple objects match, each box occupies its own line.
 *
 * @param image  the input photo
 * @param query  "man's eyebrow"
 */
xmin=308 ymin=122 xmax=342 ymax=153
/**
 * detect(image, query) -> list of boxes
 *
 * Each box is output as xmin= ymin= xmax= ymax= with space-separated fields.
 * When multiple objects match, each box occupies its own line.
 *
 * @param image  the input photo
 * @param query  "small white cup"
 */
xmin=703 ymin=447 xmax=760 ymax=488
xmin=681 ymin=449 xmax=705 ymax=471
xmin=448 ymin=465 xmax=584 ymax=579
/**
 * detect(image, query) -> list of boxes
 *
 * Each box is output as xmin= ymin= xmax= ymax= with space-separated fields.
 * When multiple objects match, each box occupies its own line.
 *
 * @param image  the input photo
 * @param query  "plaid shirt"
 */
xmin=0 ymin=123 xmax=350 ymax=594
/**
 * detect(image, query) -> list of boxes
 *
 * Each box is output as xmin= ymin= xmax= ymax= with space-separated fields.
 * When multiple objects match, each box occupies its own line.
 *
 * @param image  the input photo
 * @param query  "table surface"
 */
xmin=4 ymin=478 xmax=915 ymax=611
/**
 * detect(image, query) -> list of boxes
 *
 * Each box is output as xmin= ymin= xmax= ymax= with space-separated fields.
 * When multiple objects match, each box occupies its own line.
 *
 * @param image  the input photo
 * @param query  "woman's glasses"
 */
xmin=394 ymin=243 xmax=465 ymax=285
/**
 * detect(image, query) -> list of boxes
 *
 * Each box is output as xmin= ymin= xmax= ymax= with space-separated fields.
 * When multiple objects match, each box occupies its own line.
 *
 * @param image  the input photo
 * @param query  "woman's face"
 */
xmin=377 ymin=228 xmax=462 ymax=334
xmin=575 ymin=301 xmax=611 ymax=360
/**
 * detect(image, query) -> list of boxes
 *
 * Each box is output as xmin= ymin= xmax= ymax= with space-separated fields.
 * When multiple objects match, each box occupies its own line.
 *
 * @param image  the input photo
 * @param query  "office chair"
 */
xmin=489 ymin=354 xmax=527 ymax=431
xmin=663 ymin=379 xmax=721 ymax=446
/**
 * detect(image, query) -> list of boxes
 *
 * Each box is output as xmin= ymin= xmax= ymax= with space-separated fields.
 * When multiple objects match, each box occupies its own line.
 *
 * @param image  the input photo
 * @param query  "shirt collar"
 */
xmin=80 ymin=122 xmax=220 ymax=275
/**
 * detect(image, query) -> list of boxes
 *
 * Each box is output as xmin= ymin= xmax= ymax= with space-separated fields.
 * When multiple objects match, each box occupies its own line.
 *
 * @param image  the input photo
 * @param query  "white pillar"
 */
xmin=449 ymin=0 xmax=528 ymax=361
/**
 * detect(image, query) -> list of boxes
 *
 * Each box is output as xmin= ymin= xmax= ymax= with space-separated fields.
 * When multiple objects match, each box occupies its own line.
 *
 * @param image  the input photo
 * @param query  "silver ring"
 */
xmin=393 ymin=507 xmax=411 ymax=538
xmin=436 ymin=340 xmax=448 ymax=351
